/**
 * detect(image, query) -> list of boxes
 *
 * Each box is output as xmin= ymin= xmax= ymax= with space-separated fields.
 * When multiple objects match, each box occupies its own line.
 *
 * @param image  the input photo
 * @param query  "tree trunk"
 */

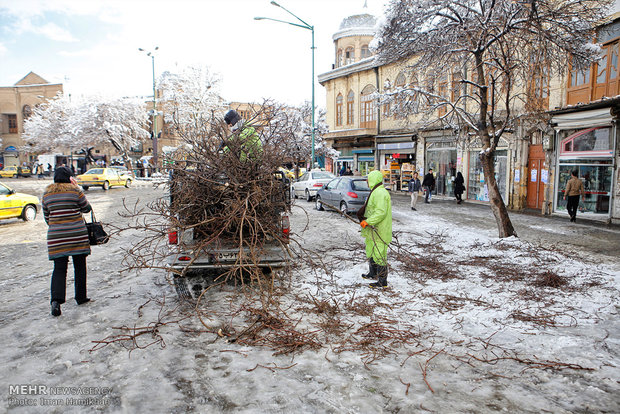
xmin=480 ymin=151 xmax=517 ymax=238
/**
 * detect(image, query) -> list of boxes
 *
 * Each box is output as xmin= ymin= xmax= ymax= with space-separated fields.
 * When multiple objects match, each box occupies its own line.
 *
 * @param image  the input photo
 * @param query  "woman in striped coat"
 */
xmin=43 ymin=166 xmax=92 ymax=317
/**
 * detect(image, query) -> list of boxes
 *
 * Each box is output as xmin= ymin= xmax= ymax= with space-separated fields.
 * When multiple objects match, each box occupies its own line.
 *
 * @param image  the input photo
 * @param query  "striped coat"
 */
xmin=42 ymin=183 xmax=92 ymax=260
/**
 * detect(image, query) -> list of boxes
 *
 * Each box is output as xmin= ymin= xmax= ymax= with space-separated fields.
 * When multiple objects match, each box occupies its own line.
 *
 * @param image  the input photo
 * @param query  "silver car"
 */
xmin=292 ymin=170 xmax=336 ymax=202
xmin=315 ymin=176 xmax=371 ymax=214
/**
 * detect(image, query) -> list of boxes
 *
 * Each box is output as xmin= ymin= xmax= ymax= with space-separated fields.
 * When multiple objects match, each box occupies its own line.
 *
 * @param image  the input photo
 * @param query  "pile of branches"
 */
xmin=163 ymin=103 xmax=298 ymax=286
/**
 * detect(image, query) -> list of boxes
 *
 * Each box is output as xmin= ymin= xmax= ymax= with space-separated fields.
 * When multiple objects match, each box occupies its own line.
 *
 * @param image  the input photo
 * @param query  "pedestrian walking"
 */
xmin=563 ymin=170 xmax=585 ymax=222
xmin=407 ymin=171 xmax=422 ymax=210
xmin=42 ymin=166 xmax=93 ymax=317
xmin=454 ymin=171 xmax=465 ymax=204
xmin=422 ymin=169 xmax=435 ymax=204
xmin=357 ymin=170 xmax=393 ymax=288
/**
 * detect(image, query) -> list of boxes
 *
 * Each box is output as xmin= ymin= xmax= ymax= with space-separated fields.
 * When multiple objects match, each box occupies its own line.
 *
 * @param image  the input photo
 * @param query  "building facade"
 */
xmin=318 ymin=9 xmax=620 ymax=224
xmin=0 ymin=72 xmax=63 ymax=169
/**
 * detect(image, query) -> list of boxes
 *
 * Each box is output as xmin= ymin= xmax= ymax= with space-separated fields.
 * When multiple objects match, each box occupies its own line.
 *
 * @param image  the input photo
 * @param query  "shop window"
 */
xmin=426 ymin=144 xmax=457 ymax=196
xmin=560 ymin=127 xmax=613 ymax=157
xmin=8 ymin=114 xmax=17 ymax=133
xmin=345 ymin=47 xmax=355 ymax=65
xmin=360 ymin=85 xmax=376 ymax=129
xmin=347 ymin=90 xmax=354 ymax=125
xmin=556 ymin=163 xmax=613 ymax=215
xmin=467 ymin=150 xmax=508 ymax=202
xmin=336 ymin=93 xmax=343 ymax=126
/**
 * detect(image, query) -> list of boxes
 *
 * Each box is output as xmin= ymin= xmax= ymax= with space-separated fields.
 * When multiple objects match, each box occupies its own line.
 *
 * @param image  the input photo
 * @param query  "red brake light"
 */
xmin=281 ymin=215 xmax=290 ymax=239
xmin=168 ymin=231 xmax=178 ymax=245
xmin=313 ymin=183 xmax=324 ymax=187
xmin=347 ymin=192 xmax=358 ymax=198
xmin=178 ymin=256 xmax=192 ymax=261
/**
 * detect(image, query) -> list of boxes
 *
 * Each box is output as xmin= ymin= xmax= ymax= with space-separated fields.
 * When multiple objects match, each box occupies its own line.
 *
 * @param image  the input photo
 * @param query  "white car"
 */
xmin=292 ymin=170 xmax=336 ymax=202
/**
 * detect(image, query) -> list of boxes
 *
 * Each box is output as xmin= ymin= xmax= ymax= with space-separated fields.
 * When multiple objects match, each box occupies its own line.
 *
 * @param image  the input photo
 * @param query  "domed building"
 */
xmin=319 ymin=3 xmax=420 ymax=185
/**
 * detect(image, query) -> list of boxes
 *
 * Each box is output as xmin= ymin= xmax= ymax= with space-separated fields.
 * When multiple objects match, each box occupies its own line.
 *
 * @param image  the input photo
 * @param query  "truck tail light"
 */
xmin=281 ymin=215 xmax=290 ymax=239
xmin=168 ymin=231 xmax=178 ymax=245
xmin=347 ymin=192 xmax=358 ymax=198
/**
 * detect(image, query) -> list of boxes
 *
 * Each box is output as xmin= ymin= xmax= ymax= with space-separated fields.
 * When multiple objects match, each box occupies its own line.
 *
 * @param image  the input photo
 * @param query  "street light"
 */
xmin=138 ymin=46 xmax=159 ymax=170
xmin=255 ymin=1 xmax=316 ymax=169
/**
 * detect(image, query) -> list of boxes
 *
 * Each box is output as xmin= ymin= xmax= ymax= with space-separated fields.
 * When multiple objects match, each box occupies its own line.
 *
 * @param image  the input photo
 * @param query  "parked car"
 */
xmin=76 ymin=168 xmax=132 ymax=190
xmin=292 ymin=170 xmax=336 ymax=201
xmin=315 ymin=176 xmax=371 ymax=214
xmin=0 ymin=182 xmax=40 ymax=221
xmin=0 ymin=166 xmax=32 ymax=178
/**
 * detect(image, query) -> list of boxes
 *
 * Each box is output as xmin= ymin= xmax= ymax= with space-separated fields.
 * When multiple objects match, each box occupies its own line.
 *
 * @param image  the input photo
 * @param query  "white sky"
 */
xmin=0 ymin=0 xmax=388 ymax=107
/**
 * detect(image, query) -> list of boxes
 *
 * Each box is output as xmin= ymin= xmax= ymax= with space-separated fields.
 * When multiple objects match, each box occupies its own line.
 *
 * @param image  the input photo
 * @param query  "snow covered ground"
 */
xmin=1 ymin=179 xmax=618 ymax=413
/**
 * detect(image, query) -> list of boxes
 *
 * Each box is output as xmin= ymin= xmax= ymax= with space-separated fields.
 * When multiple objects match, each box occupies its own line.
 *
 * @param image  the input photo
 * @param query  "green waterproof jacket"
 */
xmin=361 ymin=170 xmax=392 ymax=266
xmin=224 ymin=125 xmax=263 ymax=161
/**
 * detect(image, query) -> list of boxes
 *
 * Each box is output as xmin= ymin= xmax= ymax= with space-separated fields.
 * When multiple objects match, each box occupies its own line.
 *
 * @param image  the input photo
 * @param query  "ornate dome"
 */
xmin=333 ymin=13 xmax=377 ymax=41
xmin=338 ymin=13 xmax=377 ymax=31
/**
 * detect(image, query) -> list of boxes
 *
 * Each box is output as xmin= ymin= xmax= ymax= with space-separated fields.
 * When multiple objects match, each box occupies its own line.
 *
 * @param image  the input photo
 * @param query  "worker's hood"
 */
xmin=368 ymin=170 xmax=383 ymax=188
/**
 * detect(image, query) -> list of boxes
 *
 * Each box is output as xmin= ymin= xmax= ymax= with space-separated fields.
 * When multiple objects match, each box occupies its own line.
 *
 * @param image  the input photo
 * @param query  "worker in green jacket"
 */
xmin=223 ymin=109 xmax=262 ymax=162
xmin=359 ymin=169 xmax=393 ymax=288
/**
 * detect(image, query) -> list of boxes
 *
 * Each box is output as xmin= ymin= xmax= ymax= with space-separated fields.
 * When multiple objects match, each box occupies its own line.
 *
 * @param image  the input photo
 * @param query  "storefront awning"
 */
xmin=352 ymin=149 xmax=374 ymax=154
xmin=551 ymin=108 xmax=613 ymax=130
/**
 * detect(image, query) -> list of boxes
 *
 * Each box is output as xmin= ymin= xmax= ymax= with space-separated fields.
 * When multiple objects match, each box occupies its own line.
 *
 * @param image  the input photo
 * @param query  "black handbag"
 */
xmin=85 ymin=211 xmax=109 ymax=245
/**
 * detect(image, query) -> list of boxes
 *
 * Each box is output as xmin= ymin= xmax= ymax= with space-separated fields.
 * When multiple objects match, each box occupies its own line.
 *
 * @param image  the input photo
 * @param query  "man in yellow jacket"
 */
xmin=223 ymin=110 xmax=262 ymax=162
xmin=359 ymin=170 xmax=393 ymax=288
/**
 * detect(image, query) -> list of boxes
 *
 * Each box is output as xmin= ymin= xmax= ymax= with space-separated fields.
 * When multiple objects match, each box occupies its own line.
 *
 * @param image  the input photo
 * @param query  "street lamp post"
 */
xmin=255 ymin=1 xmax=316 ymax=169
xmin=138 ymin=46 xmax=159 ymax=171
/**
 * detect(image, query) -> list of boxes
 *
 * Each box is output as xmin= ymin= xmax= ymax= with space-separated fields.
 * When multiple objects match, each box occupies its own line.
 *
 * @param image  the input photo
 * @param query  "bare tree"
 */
xmin=375 ymin=0 xmax=612 ymax=237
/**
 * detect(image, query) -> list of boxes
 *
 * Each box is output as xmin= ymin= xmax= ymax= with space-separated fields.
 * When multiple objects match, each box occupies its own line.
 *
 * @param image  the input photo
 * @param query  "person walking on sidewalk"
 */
xmin=563 ymin=170 xmax=585 ymax=222
xmin=454 ymin=171 xmax=465 ymax=204
xmin=407 ymin=171 xmax=422 ymax=210
xmin=358 ymin=170 xmax=393 ymax=289
xmin=42 ymin=166 xmax=93 ymax=317
xmin=422 ymin=169 xmax=435 ymax=204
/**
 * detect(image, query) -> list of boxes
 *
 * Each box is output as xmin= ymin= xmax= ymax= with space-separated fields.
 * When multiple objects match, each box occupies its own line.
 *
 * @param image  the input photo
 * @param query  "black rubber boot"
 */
xmin=362 ymin=257 xmax=379 ymax=280
xmin=361 ymin=259 xmax=378 ymax=280
xmin=369 ymin=265 xmax=388 ymax=288
xmin=51 ymin=301 xmax=61 ymax=317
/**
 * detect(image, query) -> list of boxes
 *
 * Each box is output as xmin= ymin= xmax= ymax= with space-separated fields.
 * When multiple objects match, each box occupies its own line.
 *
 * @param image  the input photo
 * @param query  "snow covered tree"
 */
xmin=267 ymin=101 xmax=335 ymax=175
xmin=374 ymin=0 xmax=612 ymax=238
xmin=158 ymin=65 xmax=226 ymax=143
xmin=23 ymin=94 xmax=150 ymax=171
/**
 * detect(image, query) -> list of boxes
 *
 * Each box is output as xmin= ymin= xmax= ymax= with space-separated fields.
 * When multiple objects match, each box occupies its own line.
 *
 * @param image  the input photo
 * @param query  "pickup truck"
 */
xmin=167 ymin=169 xmax=291 ymax=299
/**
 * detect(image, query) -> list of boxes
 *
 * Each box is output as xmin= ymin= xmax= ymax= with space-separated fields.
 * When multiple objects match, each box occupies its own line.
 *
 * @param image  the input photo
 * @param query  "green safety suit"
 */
xmin=361 ymin=170 xmax=392 ymax=266
xmin=224 ymin=125 xmax=262 ymax=162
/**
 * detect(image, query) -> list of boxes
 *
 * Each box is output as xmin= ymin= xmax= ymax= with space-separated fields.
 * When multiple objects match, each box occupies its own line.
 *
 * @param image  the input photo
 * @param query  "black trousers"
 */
xmin=455 ymin=193 xmax=462 ymax=201
xmin=51 ymin=254 xmax=87 ymax=304
xmin=566 ymin=195 xmax=580 ymax=219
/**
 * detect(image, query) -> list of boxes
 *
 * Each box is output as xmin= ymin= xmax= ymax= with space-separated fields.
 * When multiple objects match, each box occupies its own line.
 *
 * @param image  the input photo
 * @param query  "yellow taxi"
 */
xmin=76 ymin=167 xmax=132 ymax=190
xmin=278 ymin=167 xmax=296 ymax=180
xmin=0 ymin=166 xmax=32 ymax=178
xmin=0 ymin=182 xmax=40 ymax=221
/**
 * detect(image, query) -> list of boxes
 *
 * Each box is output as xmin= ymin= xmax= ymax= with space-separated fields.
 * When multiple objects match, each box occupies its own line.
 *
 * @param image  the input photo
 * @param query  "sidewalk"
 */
xmin=389 ymin=191 xmax=620 ymax=263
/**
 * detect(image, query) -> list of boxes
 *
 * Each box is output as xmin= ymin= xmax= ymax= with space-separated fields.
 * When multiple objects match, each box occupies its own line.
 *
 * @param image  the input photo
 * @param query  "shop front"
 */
xmin=377 ymin=141 xmax=416 ymax=191
xmin=553 ymin=126 xmax=615 ymax=218
xmin=550 ymin=105 xmax=618 ymax=221
xmin=425 ymin=140 xmax=457 ymax=196
xmin=352 ymin=149 xmax=375 ymax=176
